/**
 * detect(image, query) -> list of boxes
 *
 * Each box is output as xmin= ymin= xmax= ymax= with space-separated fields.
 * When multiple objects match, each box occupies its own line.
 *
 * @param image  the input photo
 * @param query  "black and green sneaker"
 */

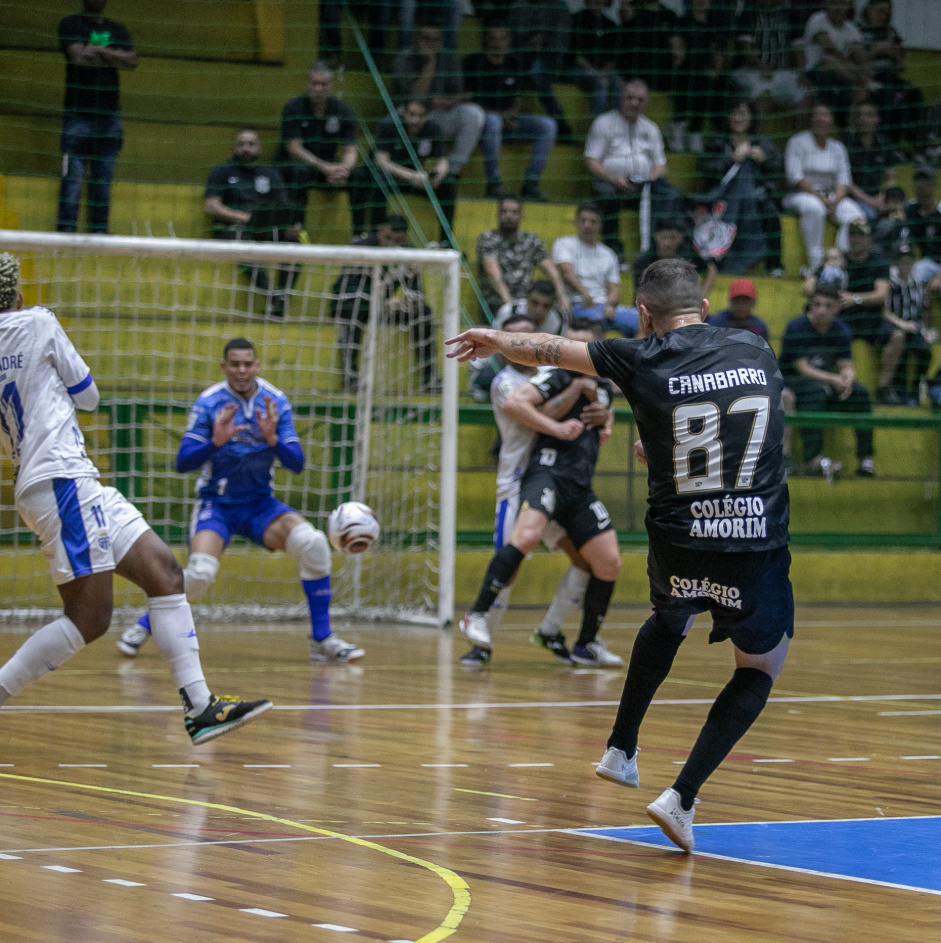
xmin=459 ymin=646 xmax=491 ymax=668
xmin=530 ymin=629 xmax=572 ymax=664
xmin=185 ymin=695 xmax=273 ymax=745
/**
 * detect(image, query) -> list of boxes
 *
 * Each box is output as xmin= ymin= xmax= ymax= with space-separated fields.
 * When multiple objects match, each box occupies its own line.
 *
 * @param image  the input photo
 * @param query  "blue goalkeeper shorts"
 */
xmin=190 ymin=495 xmax=297 ymax=547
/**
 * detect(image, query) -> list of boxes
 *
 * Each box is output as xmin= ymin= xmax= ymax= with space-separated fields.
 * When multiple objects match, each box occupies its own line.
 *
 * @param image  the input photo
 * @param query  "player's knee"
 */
xmin=285 ymin=522 xmax=331 ymax=580
xmin=591 ymin=554 xmax=621 ymax=582
xmin=183 ymin=552 xmax=220 ymax=601
xmin=149 ymin=542 xmax=185 ymax=596
xmin=638 ymin=612 xmax=685 ymax=652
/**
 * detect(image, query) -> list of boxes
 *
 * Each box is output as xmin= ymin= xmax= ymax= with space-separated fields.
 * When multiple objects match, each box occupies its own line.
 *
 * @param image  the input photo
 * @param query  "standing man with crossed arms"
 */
xmin=447 ymin=258 xmax=793 ymax=853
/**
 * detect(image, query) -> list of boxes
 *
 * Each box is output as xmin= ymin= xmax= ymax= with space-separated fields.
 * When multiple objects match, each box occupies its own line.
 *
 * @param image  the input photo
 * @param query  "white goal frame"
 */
xmin=0 ymin=230 xmax=460 ymax=627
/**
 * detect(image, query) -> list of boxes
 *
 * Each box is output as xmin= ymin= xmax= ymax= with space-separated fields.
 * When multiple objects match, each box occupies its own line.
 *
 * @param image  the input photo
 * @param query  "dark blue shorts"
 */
xmin=190 ymin=495 xmax=296 ymax=547
xmin=647 ymin=540 xmax=794 ymax=655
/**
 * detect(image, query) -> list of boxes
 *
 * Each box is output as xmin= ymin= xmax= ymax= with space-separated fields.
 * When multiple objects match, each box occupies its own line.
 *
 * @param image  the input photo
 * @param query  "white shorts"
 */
xmin=494 ymin=491 xmax=565 ymax=553
xmin=732 ymin=68 xmax=808 ymax=106
xmin=17 ymin=477 xmax=150 ymax=585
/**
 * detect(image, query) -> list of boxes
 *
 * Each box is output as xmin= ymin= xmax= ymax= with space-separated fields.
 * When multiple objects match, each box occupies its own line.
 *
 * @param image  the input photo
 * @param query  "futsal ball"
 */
xmin=327 ymin=501 xmax=380 ymax=554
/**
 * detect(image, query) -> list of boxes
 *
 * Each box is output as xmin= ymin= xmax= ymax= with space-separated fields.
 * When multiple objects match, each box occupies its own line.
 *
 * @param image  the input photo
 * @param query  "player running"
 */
xmin=116 ymin=337 xmax=365 ymax=663
xmin=447 ymin=257 xmax=793 ymax=852
xmin=459 ymin=319 xmax=624 ymax=668
xmin=0 ymin=253 xmax=271 ymax=744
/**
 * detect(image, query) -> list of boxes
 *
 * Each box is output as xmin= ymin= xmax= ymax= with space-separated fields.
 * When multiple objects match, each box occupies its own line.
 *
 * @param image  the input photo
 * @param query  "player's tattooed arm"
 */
xmin=446 ymin=329 xmax=597 ymax=375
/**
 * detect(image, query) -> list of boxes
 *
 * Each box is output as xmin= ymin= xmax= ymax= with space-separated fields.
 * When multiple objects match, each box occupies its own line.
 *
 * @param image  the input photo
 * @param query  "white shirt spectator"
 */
xmin=803 ymin=10 xmax=863 ymax=72
xmin=551 ymin=235 xmax=620 ymax=306
xmin=785 ymin=130 xmax=852 ymax=194
xmin=584 ymin=112 xmax=665 ymax=184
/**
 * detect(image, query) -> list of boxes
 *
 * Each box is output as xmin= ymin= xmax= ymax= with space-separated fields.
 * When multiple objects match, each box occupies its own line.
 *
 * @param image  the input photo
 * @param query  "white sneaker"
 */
xmin=646 ymin=787 xmax=697 ymax=853
xmin=117 ymin=623 xmax=150 ymax=657
xmin=311 ymin=634 xmax=365 ymax=662
xmin=595 ymin=746 xmax=639 ymax=787
xmin=571 ymin=639 xmax=624 ymax=667
xmin=459 ymin=612 xmax=492 ymax=650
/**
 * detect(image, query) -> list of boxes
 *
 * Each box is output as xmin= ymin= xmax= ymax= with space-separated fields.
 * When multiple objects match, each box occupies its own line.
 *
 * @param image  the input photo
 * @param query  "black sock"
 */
xmin=607 ymin=614 xmax=683 ymax=756
xmin=673 ymin=667 xmax=774 ymax=810
xmin=471 ymin=544 xmax=525 ymax=614
xmin=576 ymin=575 xmax=615 ymax=647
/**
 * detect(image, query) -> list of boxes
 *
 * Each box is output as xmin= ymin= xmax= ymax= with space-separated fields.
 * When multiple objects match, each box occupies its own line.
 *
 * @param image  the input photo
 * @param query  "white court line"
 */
xmin=243 ymin=765 xmax=291 ymax=769
xmin=488 ymin=818 xmax=525 ymax=825
xmin=42 ymin=865 xmax=81 ymax=873
xmin=508 ymin=763 xmax=554 ymax=768
xmin=828 ymin=757 xmax=870 ymax=762
xmin=240 ymin=908 xmax=287 ymax=918
xmin=421 ymin=764 xmax=468 ymax=768
xmin=0 ymin=853 xmax=22 ymax=860
xmin=152 ymin=764 xmax=200 ymax=769
xmin=879 ymin=710 xmax=941 ymax=716
xmin=3 ymin=692 xmax=939 ymax=714
xmin=332 ymin=763 xmax=381 ymax=768
xmin=901 ymin=755 xmax=941 ymax=760
xmin=752 ymin=758 xmax=794 ymax=763
xmin=104 ymin=879 xmax=146 ymax=887
xmin=312 ymin=924 xmax=357 ymax=933
xmin=173 ymin=892 xmax=214 ymax=901
xmin=58 ymin=764 xmax=107 ymax=768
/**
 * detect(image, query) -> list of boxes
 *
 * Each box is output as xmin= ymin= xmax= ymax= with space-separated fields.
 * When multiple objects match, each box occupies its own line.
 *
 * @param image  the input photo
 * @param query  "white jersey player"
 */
xmin=0 ymin=252 xmax=271 ymax=745
xmin=459 ymin=312 xmax=609 ymax=667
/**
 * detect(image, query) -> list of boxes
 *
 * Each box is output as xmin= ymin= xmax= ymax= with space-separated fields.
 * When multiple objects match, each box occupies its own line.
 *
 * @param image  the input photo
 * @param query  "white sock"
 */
xmin=147 ymin=593 xmax=211 ymax=715
xmin=540 ymin=566 xmax=591 ymax=635
xmin=0 ymin=615 xmax=85 ymax=701
xmin=488 ymin=585 xmax=514 ymax=634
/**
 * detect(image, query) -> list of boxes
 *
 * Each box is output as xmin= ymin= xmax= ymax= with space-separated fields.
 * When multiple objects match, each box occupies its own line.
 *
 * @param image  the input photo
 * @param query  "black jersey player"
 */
xmin=459 ymin=319 xmax=624 ymax=668
xmin=447 ymin=258 xmax=793 ymax=853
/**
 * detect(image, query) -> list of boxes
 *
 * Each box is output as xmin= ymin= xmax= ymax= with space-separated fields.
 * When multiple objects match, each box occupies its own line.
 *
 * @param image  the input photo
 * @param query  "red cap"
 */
xmin=728 ymin=278 xmax=756 ymax=300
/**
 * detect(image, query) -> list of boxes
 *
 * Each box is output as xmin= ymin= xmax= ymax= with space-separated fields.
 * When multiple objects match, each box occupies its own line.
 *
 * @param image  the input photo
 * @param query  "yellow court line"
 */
xmin=0 ymin=771 xmax=470 ymax=943
xmin=453 ymin=787 xmax=538 ymax=801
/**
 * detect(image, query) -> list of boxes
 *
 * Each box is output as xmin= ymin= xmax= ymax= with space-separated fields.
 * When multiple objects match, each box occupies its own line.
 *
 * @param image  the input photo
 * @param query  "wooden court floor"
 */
xmin=0 ymin=604 xmax=938 ymax=943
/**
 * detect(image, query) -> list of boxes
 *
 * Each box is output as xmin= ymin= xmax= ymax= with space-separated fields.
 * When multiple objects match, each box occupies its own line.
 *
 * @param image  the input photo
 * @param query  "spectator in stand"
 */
xmin=318 ymin=0 xmax=395 ymax=69
xmin=633 ymin=218 xmax=718 ymax=298
xmin=706 ymin=278 xmax=770 ymax=341
xmin=275 ymin=62 xmax=369 ymax=235
xmin=783 ymin=103 xmax=866 ymax=273
xmin=56 ymin=0 xmax=138 ymax=234
xmin=399 ymin=0 xmax=462 ymax=53
xmin=700 ymin=99 xmax=785 ymax=276
xmin=330 ymin=216 xmax=439 ymax=393
xmin=780 ymin=282 xmax=876 ymax=479
xmin=873 ymin=186 xmax=909 ymax=257
xmin=855 ymin=0 xmax=926 ymax=149
xmin=838 ymin=218 xmax=891 ymax=346
xmin=476 ymin=196 xmax=570 ymax=321
xmin=665 ymin=0 xmax=734 ymax=154
xmin=585 ymin=79 xmax=687 ymax=264
xmin=366 ymin=98 xmax=457 ymax=245
xmin=392 ymin=22 xmax=486 ymax=182
xmin=802 ymin=0 xmax=869 ymax=128
xmin=877 ymin=243 xmax=937 ymax=405
xmin=463 ymin=25 xmax=557 ymax=202
xmin=551 ymin=202 xmax=639 ymax=337
xmin=732 ymin=0 xmax=813 ymax=122
xmin=801 ymin=245 xmax=849 ymax=297
xmin=204 ymin=128 xmax=298 ymax=318
xmin=568 ymin=0 xmax=624 ymax=118
xmin=905 ymin=166 xmax=941 ymax=296
xmin=615 ymin=0 xmax=678 ymax=95
xmin=843 ymin=101 xmax=904 ymax=222
xmin=507 ymin=0 xmax=575 ymax=142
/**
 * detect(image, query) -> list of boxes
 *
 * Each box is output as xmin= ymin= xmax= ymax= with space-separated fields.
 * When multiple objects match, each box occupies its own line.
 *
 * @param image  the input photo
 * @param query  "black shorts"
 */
xmin=647 ymin=540 xmax=794 ymax=655
xmin=519 ymin=469 xmax=613 ymax=550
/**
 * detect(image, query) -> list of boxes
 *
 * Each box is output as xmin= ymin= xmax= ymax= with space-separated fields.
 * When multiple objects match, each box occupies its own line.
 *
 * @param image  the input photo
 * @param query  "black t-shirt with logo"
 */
xmin=845 ymin=249 xmax=890 ymax=297
xmin=462 ymin=52 xmax=529 ymax=112
xmin=778 ymin=314 xmax=853 ymax=377
xmin=58 ymin=13 xmax=134 ymax=115
xmin=905 ymin=200 xmax=941 ymax=261
xmin=204 ymin=161 xmax=289 ymax=234
xmin=373 ymin=115 xmax=445 ymax=167
xmin=276 ymin=96 xmax=356 ymax=163
xmin=588 ymin=325 xmax=789 ymax=551
xmin=526 ymin=369 xmax=613 ymax=485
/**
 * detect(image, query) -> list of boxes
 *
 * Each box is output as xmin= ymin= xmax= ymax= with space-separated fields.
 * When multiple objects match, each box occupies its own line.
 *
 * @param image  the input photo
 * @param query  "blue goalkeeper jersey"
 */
xmin=179 ymin=378 xmax=303 ymax=505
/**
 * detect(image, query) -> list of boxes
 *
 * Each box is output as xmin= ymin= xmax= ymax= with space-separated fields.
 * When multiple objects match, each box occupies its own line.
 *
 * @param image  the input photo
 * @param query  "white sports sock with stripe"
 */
xmin=147 ymin=593 xmax=211 ymax=715
xmin=0 ymin=615 xmax=85 ymax=704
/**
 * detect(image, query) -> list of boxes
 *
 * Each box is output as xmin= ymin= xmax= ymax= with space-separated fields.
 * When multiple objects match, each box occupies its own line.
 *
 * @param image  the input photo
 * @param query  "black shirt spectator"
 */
xmin=843 ymin=101 xmax=904 ymax=214
xmin=276 ymin=95 xmax=356 ymax=167
xmin=463 ymin=49 xmax=530 ymax=114
xmin=204 ymin=160 xmax=290 ymax=238
xmin=616 ymin=0 xmax=678 ymax=92
xmin=59 ymin=11 xmax=133 ymax=115
xmin=840 ymin=219 xmax=891 ymax=344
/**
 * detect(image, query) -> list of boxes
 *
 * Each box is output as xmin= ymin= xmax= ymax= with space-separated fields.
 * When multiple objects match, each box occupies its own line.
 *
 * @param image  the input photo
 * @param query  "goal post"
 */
xmin=0 ymin=230 xmax=460 ymax=627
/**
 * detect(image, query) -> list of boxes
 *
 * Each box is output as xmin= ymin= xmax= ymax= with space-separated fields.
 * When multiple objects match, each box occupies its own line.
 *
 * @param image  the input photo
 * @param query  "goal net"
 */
xmin=0 ymin=231 xmax=459 ymax=627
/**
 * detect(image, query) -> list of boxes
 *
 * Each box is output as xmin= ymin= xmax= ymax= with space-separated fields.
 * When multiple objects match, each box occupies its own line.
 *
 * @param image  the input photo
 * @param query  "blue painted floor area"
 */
xmin=580 ymin=816 xmax=941 ymax=894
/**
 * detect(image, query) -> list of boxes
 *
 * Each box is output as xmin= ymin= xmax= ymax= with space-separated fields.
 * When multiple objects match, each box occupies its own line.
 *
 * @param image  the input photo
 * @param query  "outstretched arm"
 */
xmin=446 ymin=329 xmax=596 ymax=375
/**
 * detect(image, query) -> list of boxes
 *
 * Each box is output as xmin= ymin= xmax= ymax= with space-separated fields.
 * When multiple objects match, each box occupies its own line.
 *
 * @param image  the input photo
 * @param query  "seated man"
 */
xmin=330 ymin=215 xmax=439 ymax=393
xmin=368 ymin=97 xmax=457 ymax=245
xmin=476 ymin=196 xmax=570 ymax=321
xmin=705 ymin=278 xmax=770 ymax=342
xmin=459 ymin=319 xmax=623 ymax=668
xmin=906 ymin=165 xmax=941 ymax=297
xmin=551 ymin=202 xmax=638 ymax=337
xmin=633 ymin=218 xmax=718 ymax=299
xmin=779 ymin=282 xmax=876 ymax=478
xmin=584 ymin=79 xmax=686 ymax=263
xmin=463 ymin=24 xmax=557 ymax=202
xmin=392 ymin=21 xmax=485 ymax=183
xmin=117 ymin=338 xmax=365 ymax=663
xmin=204 ymin=126 xmax=298 ymax=318
xmin=838 ymin=218 xmax=891 ymax=346
xmin=275 ymin=62 xmax=371 ymax=237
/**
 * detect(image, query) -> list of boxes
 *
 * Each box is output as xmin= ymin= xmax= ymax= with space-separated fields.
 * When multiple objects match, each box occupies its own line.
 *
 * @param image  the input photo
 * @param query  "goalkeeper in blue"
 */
xmin=117 ymin=337 xmax=365 ymax=662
